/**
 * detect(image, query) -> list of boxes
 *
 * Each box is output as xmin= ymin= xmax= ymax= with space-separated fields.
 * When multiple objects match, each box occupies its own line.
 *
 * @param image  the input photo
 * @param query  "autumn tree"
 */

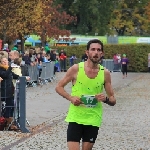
xmin=37 ymin=0 xmax=76 ymax=46
xmin=0 ymin=0 xmax=43 ymax=50
xmin=108 ymin=0 xmax=150 ymax=36
xmin=0 ymin=0 xmax=76 ymax=51
xmin=145 ymin=1 xmax=150 ymax=33
xmin=0 ymin=0 xmax=24 ymax=45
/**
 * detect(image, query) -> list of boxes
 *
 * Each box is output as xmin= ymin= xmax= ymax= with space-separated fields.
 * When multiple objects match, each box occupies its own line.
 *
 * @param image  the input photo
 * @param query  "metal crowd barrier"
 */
xmin=14 ymin=77 xmax=30 ymax=133
xmin=49 ymin=61 xmax=55 ymax=80
xmin=0 ymin=77 xmax=29 ymax=133
xmin=27 ymin=62 xmax=55 ymax=86
xmin=103 ymin=59 xmax=114 ymax=72
xmin=28 ymin=65 xmax=38 ymax=87
xmin=65 ymin=58 xmax=120 ymax=72
xmin=102 ymin=59 xmax=121 ymax=72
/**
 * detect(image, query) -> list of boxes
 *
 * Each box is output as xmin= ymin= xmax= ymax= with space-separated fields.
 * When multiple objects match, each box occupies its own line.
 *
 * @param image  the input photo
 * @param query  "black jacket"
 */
xmin=0 ymin=65 xmax=19 ymax=100
xmin=81 ymin=54 xmax=88 ymax=62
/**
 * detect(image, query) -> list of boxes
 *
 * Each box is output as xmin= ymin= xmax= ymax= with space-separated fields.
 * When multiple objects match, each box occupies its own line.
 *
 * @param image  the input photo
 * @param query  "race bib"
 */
xmin=80 ymin=95 xmax=98 ymax=108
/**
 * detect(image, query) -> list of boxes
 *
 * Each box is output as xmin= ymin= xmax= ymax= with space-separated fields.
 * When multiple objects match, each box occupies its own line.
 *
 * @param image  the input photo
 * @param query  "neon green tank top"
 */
xmin=65 ymin=62 xmax=104 ymax=127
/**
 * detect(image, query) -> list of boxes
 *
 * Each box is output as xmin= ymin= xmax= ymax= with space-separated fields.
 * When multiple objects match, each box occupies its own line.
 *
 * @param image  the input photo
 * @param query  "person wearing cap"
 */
xmin=12 ymin=46 xmax=18 ymax=51
xmin=121 ymin=54 xmax=129 ymax=79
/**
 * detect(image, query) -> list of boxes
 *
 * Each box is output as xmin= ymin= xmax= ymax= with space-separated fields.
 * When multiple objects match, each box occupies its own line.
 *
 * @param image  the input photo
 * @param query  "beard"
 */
xmin=89 ymin=55 xmax=100 ymax=64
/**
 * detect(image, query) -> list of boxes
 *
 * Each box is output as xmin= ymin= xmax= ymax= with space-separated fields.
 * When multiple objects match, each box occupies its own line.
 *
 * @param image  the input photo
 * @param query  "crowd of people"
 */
xmin=0 ymin=46 xmax=69 ymax=131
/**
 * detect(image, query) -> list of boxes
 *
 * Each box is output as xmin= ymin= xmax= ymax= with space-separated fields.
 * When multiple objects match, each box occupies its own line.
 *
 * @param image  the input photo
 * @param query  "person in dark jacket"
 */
xmin=0 ymin=56 xmax=19 ymax=130
xmin=50 ymin=50 xmax=57 ymax=74
xmin=81 ymin=51 xmax=88 ymax=62
xmin=22 ymin=51 xmax=33 ymax=66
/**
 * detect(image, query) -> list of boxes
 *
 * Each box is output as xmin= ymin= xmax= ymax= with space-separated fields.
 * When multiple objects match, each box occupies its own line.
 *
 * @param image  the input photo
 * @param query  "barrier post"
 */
xmin=19 ymin=76 xmax=30 ymax=133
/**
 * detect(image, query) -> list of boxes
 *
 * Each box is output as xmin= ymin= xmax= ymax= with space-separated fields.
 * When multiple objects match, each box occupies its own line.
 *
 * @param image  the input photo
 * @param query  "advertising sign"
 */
xmin=55 ymin=43 xmax=69 ymax=46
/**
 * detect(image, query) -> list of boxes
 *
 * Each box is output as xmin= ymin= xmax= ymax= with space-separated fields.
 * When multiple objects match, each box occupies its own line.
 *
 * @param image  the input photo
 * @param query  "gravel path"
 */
xmin=0 ymin=72 xmax=150 ymax=150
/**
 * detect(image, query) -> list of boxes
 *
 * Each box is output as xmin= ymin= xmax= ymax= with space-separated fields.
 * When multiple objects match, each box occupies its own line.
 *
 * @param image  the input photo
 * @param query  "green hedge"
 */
xmin=51 ymin=44 xmax=150 ymax=72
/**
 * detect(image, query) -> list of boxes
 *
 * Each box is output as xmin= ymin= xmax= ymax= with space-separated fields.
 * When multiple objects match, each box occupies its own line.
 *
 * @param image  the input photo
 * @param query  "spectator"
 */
xmin=70 ymin=54 xmax=77 ymax=67
xmin=59 ymin=49 xmax=67 ymax=71
xmin=44 ymin=45 xmax=50 ymax=54
xmin=11 ymin=58 xmax=22 ymax=87
xmin=22 ymin=51 xmax=35 ymax=66
xmin=11 ymin=58 xmax=30 ymax=86
xmin=121 ymin=54 xmax=129 ymax=79
xmin=9 ymin=51 xmax=19 ymax=63
xmin=0 ymin=51 xmax=9 ymax=60
xmin=50 ymin=50 xmax=58 ymax=74
xmin=117 ymin=54 xmax=121 ymax=72
xmin=55 ymin=53 xmax=60 ymax=72
xmin=100 ymin=55 xmax=104 ymax=66
xmin=59 ymin=49 xmax=66 ymax=57
xmin=81 ymin=50 xmax=88 ymax=62
xmin=0 ymin=56 xmax=19 ymax=130
xmin=113 ymin=53 xmax=119 ymax=71
xmin=36 ymin=53 xmax=43 ymax=77
xmin=9 ymin=51 xmax=29 ymax=76
xmin=41 ymin=51 xmax=50 ymax=62
xmin=59 ymin=52 xmax=67 ymax=72
xmin=50 ymin=50 xmax=56 ymax=61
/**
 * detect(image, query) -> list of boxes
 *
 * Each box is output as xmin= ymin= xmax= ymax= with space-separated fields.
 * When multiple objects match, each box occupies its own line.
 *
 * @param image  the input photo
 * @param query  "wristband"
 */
xmin=104 ymin=97 xmax=109 ymax=103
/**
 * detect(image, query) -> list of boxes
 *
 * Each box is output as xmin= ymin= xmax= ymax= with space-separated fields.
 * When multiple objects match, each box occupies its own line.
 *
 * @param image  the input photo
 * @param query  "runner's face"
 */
xmin=86 ymin=43 xmax=103 ymax=64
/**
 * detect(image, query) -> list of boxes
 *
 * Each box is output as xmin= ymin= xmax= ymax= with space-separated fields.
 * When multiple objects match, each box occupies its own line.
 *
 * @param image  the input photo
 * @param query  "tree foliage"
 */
xmin=145 ymin=1 xmax=150 ymax=32
xmin=108 ymin=0 xmax=150 ymax=36
xmin=55 ymin=0 xmax=115 ymax=35
xmin=0 ymin=0 xmax=76 ymax=50
xmin=38 ymin=0 xmax=76 ymax=45
xmin=1 ymin=0 xmax=150 ymax=48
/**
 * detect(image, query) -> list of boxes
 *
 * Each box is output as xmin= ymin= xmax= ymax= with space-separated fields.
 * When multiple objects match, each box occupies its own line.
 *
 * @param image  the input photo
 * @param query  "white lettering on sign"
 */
xmin=85 ymin=97 xmax=94 ymax=104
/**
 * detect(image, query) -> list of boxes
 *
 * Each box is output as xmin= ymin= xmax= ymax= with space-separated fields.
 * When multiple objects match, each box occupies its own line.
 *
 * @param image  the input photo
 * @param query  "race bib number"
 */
xmin=80 ymin=95 xmax=98 ymax=108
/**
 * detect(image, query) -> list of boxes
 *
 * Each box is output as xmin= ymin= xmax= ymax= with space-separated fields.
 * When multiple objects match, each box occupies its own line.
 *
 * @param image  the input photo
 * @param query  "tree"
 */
xmin=38 ymin=0 xmax=76 ymax=46
xmin=145 ymin=1 xmax=150 ymax=33
xmin=0 ymin=0 xmax=24 ymax=45
xmin=0 ymin=0 xmax=42 ymax=50
xmin=108 ymin=0 xmax=149 ymax=36
xmin=0 ymin=0 xmax=76 ymax=51
xmin=55 ymin=0 xmax=115 ymax=35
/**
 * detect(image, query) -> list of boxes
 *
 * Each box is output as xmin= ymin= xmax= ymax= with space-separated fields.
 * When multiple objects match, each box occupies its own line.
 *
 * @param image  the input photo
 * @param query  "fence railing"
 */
xmin=0 ymin=62 xmax=56 ymax=132
xmin=65 ymin=58 xmax=120 ymax=72
xmin=27 ymin=61 xmax=55 ymax=86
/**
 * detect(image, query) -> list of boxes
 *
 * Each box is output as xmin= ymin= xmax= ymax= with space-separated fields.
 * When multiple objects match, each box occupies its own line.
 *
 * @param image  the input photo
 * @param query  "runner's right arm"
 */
xmin=55 ymin=64 xmax=81 ymax=106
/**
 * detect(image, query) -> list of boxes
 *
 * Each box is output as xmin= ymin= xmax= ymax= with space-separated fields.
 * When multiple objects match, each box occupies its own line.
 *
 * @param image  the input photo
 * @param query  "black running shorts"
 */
xmin=67 ymin=122 xmax=99 ymax=143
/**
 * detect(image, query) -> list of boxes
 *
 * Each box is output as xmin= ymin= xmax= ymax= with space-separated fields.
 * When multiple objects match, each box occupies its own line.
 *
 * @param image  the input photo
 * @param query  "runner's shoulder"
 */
xmin=104 ymin=67 xmax=111 ymax=76
xmin=68 ymin=64 xmax=79 ymax=73
xmin=69 ymin=64 xmax=79 ymax=72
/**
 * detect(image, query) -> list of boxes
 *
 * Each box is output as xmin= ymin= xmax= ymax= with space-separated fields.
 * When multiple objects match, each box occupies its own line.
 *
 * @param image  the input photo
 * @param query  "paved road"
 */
xmin=0 ymin=72 xmax=150 ymax=149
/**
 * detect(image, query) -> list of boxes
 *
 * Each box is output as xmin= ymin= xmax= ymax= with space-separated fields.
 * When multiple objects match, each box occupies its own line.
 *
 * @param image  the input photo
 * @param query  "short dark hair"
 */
xmin=87 ymin=39 xmax=103 ymax=51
